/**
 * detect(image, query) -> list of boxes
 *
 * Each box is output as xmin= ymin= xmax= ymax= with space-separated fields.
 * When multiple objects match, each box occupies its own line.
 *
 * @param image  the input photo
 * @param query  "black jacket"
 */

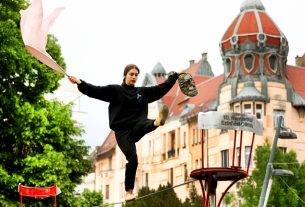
xmin=77 ymin=72 xmax=179 ymax=130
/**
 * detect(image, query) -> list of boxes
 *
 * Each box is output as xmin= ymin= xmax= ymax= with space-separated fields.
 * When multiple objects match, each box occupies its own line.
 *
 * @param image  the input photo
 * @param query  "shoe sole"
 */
xmin=159 ymin=105 xmax=168 ymax=126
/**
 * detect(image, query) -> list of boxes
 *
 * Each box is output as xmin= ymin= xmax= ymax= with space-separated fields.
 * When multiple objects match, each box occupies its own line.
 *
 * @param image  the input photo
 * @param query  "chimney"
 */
xmin=202 ymin=52 xmax=208 ymax=62
xmin=295 ymin=55 xmax=303 ymax=67
xmin=189 ymin=60 xmax=195 ymax=66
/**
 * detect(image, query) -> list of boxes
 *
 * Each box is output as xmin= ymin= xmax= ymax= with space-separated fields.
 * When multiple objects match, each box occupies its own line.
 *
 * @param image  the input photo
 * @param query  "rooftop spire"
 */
xmin=240 ymin=0 xmax=265 ymax=12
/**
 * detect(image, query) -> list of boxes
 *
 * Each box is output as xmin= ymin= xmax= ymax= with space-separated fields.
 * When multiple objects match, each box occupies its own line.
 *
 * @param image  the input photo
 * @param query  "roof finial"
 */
xmin=240 ymin=0 xmax=265 ymax=12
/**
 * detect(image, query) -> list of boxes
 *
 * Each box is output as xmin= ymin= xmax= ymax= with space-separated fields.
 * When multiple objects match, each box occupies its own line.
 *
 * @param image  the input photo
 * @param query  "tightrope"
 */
xmin=93 ymin=179 xmax=196 ymax=207
xmin=278 ymin=176 xmax=305 ymax=205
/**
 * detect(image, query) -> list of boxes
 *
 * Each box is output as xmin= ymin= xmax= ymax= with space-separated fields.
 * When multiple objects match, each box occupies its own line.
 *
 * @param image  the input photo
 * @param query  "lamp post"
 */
xmin=258 ymin=116 xmax=297 ymax=207
xmin=263 ymin=164 xmax=294 ymax=207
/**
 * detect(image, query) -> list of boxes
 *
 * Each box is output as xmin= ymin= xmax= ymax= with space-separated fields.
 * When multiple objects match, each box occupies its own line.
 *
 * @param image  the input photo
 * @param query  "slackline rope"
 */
xmin=278 ymin=176 xmax=305 ymax=205
xmin=93 ymin=178 xmax=197 ymax=207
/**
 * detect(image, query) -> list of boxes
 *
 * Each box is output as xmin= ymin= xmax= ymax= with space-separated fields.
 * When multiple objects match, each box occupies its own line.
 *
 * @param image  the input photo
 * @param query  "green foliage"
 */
xmin=125 ymin=183 xmax=204 ymax=207
xmin=237 ymin=139 xmax=305 ymax=207
xmin=125 ymin=183 xmax=183 ymax=207
xmin=0 ymin=0 xmax=95 ymax=206
xmin=182 ymin=184 xmax=203 ymax=207
xmin=223 ymin=192 xmax=233 ymax=205
xmin=74 ymin=189 xmax=104 ymax=207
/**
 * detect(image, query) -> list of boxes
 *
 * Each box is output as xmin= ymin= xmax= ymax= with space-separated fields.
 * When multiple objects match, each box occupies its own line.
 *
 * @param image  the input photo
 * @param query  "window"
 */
xmin=256 ymin=104 xmax=262 ymax=119
xmin=279 ymin=147 xmax=287 ymax=154
xmin=245 ymin=146 xmax=252 ymax=167
xmin=108 ymin=156 xmax=112 ymax=170
xmin=235 ymin=147 xmax=240 ymax=166
xmin=244 ymin=104 xmax=252 ymax=115
xmin=105 ymin=185 xmax=110 ymax=199
xmin=198 ymin=130 xmax=202 ymax=144
xmin=298 ymin=108 xmax=305 ymax=121
xmin=225 ymin=58 xmax=232 ymax=75
xmin=168 ymin=131 xmax=176 ymax=158
xmin=170 ymin=131 xmax=175 ymax=150
xmin=235 ymin=105 xmax=241 ymax=113
xmin=163 ymin=133 xmax=166 ymax=157
xmin=184 ymin=164 xmax=188 ymax=181
xmin=177 ymin=128 xmax=181 ymax=149
xmin=273 ymin=110 xmax=285 ymax=128
xmin=193 ymin=128 xmax=199 ymax=145
xmin=221 ymin=150 xmax=229 ymax=168
xmin=269 ymin=54 xmax=277 ymax=72
xmin=193 ymin=128 xmax=196 ymax=145
xmin=145 ymin=173 xmax=149 ymax=187
xmin=244 ymin=54 xmax=254 ymax=71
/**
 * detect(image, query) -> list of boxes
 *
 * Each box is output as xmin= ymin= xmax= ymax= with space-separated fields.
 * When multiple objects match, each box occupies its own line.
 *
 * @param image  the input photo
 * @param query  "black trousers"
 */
xmin=114 ymin=119 xmax=157 ymax=191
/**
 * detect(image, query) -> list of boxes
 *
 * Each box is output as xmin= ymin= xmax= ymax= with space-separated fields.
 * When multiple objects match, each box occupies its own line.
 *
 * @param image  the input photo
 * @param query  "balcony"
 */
xmin=167 ymin=149 xmax=176 ymax=158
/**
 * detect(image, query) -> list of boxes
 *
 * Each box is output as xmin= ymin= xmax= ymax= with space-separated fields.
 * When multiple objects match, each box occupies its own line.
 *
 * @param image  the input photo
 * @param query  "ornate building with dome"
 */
xmin=92 ymin=0 xmax=305 ymax=205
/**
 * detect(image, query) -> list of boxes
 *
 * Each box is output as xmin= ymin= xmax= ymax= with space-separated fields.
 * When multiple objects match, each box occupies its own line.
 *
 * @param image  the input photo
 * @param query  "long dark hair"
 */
xmin=122 ymin=64 xmax=140 ymax=85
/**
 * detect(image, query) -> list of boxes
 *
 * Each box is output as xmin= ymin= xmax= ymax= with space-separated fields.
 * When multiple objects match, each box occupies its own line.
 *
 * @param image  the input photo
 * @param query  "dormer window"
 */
xmin=243 ymin=103 xmax=252 ymax=115
xmin=225 ymin=58 xmax=232 ymax=76
xmin=264 ymin=53 xmax=278 ymax=75
xmin=244 ymin=54 xmax=254 ymax=71
xmin=268 ymin=54 xmax=277 ymax=73
xmin=240 ymin=53 xmax=259 ymax=75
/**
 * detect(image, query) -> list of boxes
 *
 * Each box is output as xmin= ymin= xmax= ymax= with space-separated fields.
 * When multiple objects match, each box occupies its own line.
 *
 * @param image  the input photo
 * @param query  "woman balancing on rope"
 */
xmin=69 ymin=64 xmax=180 ymax=201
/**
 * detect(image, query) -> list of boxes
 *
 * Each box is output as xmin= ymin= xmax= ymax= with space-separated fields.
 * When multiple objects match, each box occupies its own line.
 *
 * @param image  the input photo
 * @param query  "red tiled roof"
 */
xmin=159 ymin=63 xmax=224 ymax=118
xmin=190 ymin=74 xmax=224 ymax=107
xmin=221 ymin=9 xmax=287 ymax=51
xmin=96 ymin=131 xmax=116 ymax=156
xmin=286 ymin=65 xmax=305 ymax=99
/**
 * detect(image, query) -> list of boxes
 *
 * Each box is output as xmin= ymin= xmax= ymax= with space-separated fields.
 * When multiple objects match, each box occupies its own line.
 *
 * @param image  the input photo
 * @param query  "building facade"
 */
xmin=92 ymin=0 xmax=305 ymax=206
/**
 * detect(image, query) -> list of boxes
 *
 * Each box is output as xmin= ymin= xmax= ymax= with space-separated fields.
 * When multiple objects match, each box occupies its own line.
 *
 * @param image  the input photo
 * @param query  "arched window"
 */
xmin=225 ymin=58 xmax=232 ymax=75
xmin=244 ymin=54 xmax=254 ymax=72
xmin=264 ymin=53 xmax=278 ymax=75
xmin=268 ymin=54 xmax=277 ymax=72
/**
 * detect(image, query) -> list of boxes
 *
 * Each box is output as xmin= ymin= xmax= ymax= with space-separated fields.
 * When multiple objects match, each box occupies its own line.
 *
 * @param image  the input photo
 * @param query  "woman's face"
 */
xmin=125 ymin=68 xmax=139 ymax=86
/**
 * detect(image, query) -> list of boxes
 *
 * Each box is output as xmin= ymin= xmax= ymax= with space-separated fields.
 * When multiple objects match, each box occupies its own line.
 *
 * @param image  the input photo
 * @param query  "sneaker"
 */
xmin=125 ymin=191 xmax=136 ymax=202
xmin=154 ymin=104 xmax=169 ymax=126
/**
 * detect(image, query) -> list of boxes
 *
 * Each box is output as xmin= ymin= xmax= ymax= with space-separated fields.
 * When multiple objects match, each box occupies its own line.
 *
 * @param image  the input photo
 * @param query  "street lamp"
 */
xmin=272 ymin=167 xmax=294 ymax=177
xmin=263 ymin=164 xmax=294 ymax=207
xmin=258 ymin=116 xmax=298 ymax=207
xmin=278 ymin=130 xmax=297 ymax=139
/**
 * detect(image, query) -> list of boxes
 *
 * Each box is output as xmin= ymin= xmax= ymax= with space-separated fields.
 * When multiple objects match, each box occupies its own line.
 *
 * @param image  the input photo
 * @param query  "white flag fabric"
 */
xmin=198 ymin=111 xmax=263 ymax=135
xmin=56 ymin=186 xmax=61 ymax=195
xmin=20 ymin=0 xmax=67 ymax=76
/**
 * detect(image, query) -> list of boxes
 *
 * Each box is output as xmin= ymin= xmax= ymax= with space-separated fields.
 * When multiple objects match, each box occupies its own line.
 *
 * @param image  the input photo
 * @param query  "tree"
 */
xmin=125 ymin=183 xmax=183 ymax=207
xmin=183 ymin=183 xmax=203 ymax=207
xmin=74 ymin=189 xmax=104 ymax=207
xmin=237 ymin=139 xmax=305 ymax=207
xmin=0 ymin=1 xmax=93 ymax=206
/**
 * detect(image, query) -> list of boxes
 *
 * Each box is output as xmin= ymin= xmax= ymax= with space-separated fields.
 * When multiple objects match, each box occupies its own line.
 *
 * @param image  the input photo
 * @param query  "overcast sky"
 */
xmin=41 ymin=0 xmax=305 ymax=151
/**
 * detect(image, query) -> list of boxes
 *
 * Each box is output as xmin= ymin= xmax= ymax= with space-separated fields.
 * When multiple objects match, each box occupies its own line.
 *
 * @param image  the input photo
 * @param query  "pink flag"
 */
xmin=20 ymin=0 xmax=67 ymax=76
